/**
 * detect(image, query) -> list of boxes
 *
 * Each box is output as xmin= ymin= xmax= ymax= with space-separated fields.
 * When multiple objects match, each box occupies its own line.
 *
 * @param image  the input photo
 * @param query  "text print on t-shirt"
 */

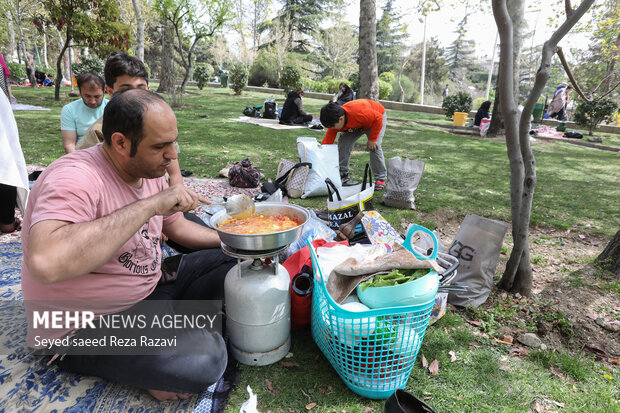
xmin=118 ymin=221 xmax=161 ymax=274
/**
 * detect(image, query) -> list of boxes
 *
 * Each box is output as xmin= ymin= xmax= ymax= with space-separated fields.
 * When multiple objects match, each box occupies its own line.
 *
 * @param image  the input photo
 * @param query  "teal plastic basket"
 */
xmin=309 ymin=244 xmax=435 ymax=399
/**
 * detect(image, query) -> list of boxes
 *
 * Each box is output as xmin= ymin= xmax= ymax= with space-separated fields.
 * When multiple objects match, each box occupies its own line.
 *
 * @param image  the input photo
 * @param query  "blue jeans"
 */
xmin=55 ymin=249 xmax=237 ymax=393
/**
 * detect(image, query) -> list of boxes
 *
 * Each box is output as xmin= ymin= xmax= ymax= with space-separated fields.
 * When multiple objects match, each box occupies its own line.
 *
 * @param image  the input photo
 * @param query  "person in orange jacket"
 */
xmin=320 ymin=100 xmax=387 ymax=189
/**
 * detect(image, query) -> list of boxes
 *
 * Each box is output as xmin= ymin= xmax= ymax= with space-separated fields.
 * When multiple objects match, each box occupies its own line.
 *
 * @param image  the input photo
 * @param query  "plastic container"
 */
xmin=533 ymin=103 xmax=544 ymax=121
xmin=453 ymin=112 xmax=468 ymax=126
xmin=356 ymin=270 xmax=438 ymax=309
xmin=309 ymin=245 xmax=434 ymax=399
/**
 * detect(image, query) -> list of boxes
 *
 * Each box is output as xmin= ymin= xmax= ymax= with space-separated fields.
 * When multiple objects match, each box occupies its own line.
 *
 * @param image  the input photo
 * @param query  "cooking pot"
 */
xmin=211 ymin=202 xmax=309 ymax=251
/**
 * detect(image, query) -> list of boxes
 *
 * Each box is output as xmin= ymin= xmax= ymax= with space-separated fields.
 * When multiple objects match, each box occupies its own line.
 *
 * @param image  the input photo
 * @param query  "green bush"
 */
xmin=6 ymin=62 xmax=27 ymax=81
xmin=442 ymin=91 xmax=473 ymax=118
xmin=378 ymin=79 xmax=392 ymax=100
xmin=194 ymin=62 xmax=213 ymax=90
xmin=574 ymin=98 xmax=619 ymax=136
xmin=248 ymin=50 xmax=279 ymax=88
xmin=302 ymin=78 xmax=328 ymax=93
xmin=389 ymin=75 xmax=416 ymax=102
xmin=279 ymin=65 xmax=302 ymax=94
xmin=379 ymin=71 xmax=395 ymax=83
xmin=38 ymin=66 xmax=57 ymax=77
xmin=72 ymin=54 xmax=104 ymax=77
xmin=326 ymin=78 xmax=349 ymax=94
xmin=348 ymin=72 xmax=359 ymax=92
xmin=473 ymin=97 xmax=488 ymax=111
xmin=229 ymin=63 xmax=248 ymax=95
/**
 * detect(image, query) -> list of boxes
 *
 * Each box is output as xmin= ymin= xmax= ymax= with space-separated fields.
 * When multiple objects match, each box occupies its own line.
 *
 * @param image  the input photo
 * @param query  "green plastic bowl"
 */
xmin=356 ymin=270 xmax=439 ymax=309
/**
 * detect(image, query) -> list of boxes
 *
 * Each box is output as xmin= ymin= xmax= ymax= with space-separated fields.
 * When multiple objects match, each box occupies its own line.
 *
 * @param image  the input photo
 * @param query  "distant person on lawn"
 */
xmin=320 ymin=100 xmax=387 ymax=190
xmin=77 ymin=51 xmax=184 ymax=187
xmin=279 ymin=88 xmax=313 ymax=125
xmin=331 ymin=82 xmax=355 ymax=106
xmin=474 ymin=100 xmax=492 ymax=126
xmin=60 ymin=72 xmax=108 ymax=153
xmin=22 ymin=88 xmax=236 ymax=401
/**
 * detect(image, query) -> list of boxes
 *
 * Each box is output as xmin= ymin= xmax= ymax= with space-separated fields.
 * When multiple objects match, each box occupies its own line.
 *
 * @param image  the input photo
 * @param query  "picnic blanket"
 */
xmin=11 ymin=103 xmax=51 ymax=111
xmin=230 ymin=116 xmax=322 ymax=131
xmin=531 ymin=125 xmax=565 ymax=139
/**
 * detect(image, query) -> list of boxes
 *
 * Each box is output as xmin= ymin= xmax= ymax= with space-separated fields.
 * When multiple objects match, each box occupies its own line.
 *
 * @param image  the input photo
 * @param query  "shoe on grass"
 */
xmin=340 ymin=176 xmax=359 ymax=186
xmin=374 ymin=180 xmax=386 ymax=190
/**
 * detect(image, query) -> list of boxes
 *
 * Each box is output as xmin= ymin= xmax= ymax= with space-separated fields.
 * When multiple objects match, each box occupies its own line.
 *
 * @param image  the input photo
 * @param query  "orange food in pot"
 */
xmin=217 ymin=214 xmax=302 ymax=234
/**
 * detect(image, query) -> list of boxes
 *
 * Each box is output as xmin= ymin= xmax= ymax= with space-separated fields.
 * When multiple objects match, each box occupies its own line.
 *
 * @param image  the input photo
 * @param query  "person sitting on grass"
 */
xmin=22 ymin=88 xmax=236 ymax=401
xmin=474 ymin=100 xmax=492 ymax=127
xmin=76 ymin=51 xmax=185 ymax=187
xmin=320 ymin=100 xmax=387 ymax=190
xmin=279 ymin=88 xmax=313 ymax=125
xmin=331 ymin=82 xmax=355 ymax=106
xmin=60 ymin=72 xmax=108 ymax=153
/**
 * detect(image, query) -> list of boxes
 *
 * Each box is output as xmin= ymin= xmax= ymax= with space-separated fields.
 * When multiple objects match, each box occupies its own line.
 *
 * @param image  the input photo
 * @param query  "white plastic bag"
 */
xmin=240 ymin=385 xmax=260 ymax=413
xmin=297 ymin=137 xmax=341 ymax=198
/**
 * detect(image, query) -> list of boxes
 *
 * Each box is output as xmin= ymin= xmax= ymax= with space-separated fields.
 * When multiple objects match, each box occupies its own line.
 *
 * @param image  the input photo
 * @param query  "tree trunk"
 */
xmin=131 ymin=0 xmax=145 ymax=62
xmin=6 ymin=11 xmax=17 ymax=61
xmin=179 ymin=37 xmax=201 ymax=94
xmin=157 ymin=21 xmax=176 ymax=94
xmin=358 ymin=0 xmax=379 ymax=100
xmin=42 ymin=27 xmax=49 ymax=67
xmin=487 ymin=69 xmax=503 ymax=137
xmin=597 ymin=230 xmax=620 ymax=275
xmin=15 ymin=12 xmax=36 ymax=87
xmin=495 ymin=0 xmax=595 ymax=295
xmin=54 ymin=28 xmax=70 ymax=81
xmin=54 ymin=35 xmax=71 ymax=101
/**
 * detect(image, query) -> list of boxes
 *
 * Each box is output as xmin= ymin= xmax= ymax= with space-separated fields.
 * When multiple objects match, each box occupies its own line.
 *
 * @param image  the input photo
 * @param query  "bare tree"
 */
xmin=268 ymin=16 xmax=292 ymax=80
xmin=493 ymin=0 xmax=595 ymax=295
xmin=359 ymin=0 xmax=379 ymax=100
xmin=131 ymin=0 xmax=145 ymax=61
xmin=316 ymin=19 xmax=358 ymax=78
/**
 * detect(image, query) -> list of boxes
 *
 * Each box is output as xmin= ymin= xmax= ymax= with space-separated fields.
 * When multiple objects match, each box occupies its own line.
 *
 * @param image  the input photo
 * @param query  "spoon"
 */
xmin=201 ymin=194 xmax=255 ymax=219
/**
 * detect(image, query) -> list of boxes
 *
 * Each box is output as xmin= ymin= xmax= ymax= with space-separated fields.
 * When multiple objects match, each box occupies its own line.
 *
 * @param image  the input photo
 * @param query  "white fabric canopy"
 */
xmin=0 ymin=91 xmax=29 ymax=214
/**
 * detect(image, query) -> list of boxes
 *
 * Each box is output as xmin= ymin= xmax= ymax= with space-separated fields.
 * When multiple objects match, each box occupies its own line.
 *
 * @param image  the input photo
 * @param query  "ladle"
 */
xmin=201 ymin=194 xmax=255 ymax=219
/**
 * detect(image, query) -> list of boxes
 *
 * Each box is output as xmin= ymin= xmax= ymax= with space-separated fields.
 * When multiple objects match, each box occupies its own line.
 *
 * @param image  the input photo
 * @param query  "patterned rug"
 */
xmin=0 ymin=246 xmax=238 ymax=412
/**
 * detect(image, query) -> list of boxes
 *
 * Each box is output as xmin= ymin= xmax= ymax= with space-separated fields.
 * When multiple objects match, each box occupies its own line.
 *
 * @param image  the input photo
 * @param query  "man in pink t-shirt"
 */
xmin=21 ymin=88 xmax=235 ymax=401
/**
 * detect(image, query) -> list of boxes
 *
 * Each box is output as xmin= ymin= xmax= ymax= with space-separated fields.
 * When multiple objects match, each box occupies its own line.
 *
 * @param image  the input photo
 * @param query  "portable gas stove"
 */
xmin=211 ymin=203 xmax=309 ymax=366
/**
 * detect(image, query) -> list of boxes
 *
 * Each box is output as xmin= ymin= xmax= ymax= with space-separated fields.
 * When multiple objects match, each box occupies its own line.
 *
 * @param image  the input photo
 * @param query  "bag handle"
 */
xmin=275 ymin=162 xmax=311 ymax=186
xmin=324 ymin=178 xmax=342 ymax=202
xmin=361 ymin=162 xmax=373 ymax=190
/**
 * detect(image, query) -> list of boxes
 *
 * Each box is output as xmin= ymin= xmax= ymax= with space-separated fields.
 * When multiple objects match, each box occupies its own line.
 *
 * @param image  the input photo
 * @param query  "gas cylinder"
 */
xmin=224 ymin=257 xmax=291 ymax=366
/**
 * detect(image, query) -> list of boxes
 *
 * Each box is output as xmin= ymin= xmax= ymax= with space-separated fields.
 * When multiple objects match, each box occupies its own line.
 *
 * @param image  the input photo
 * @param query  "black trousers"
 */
xmin=55 ymin=248 xmax=237 ymax=393
xmin=0 ymin=184 xmax=17 ymax=225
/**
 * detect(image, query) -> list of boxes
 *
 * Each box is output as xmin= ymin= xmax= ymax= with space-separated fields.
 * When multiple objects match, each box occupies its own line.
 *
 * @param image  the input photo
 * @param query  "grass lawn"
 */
xmin=10 ymin=85 xmax=620 ymax=412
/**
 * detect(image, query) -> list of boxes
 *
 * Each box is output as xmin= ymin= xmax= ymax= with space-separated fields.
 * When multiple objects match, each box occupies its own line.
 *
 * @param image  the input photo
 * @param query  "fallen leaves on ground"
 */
xmin=280 ymin=361 xmax=300 ymax=367
xmin=422 ymin=354 xmax=428 ymax=368
xmin=305 ymin=402 xmax=317 ymax=409
xmin=550 ymin=366 xmax=565 ymax=379
xmin=449 ymin=350 xmax=457 ymax=362
xmin=429 ymin=359 xmax=439 ymax=376
xmin=265 ymin=379 xmax=274 ymax=392
xmin=364 ymin=407 xmax=373 ymax=412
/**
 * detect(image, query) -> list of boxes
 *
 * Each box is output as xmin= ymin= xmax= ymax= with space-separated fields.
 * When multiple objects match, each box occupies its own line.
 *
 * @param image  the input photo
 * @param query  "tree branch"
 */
xmin=564 ymin=0 xmax=573 ymax=18
xmin=556 ymin=47 xmax=589 ymax=102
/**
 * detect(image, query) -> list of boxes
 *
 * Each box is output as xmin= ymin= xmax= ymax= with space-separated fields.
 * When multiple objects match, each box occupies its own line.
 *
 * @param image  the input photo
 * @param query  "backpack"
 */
xmin=563 ymin=131 xmax=583 ymax=139
xmin=228 ymin=158 xmax=262 ymax=188
xmin=243 ymin=106 xmax=256 ymax=117
xmin=263 ymin=99 xmax=277 ymax=119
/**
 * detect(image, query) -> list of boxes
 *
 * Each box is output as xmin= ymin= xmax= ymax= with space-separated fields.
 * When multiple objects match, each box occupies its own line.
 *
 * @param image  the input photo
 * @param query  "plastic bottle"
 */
xmin=290 ymin=265 xmax=313 ymax=331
